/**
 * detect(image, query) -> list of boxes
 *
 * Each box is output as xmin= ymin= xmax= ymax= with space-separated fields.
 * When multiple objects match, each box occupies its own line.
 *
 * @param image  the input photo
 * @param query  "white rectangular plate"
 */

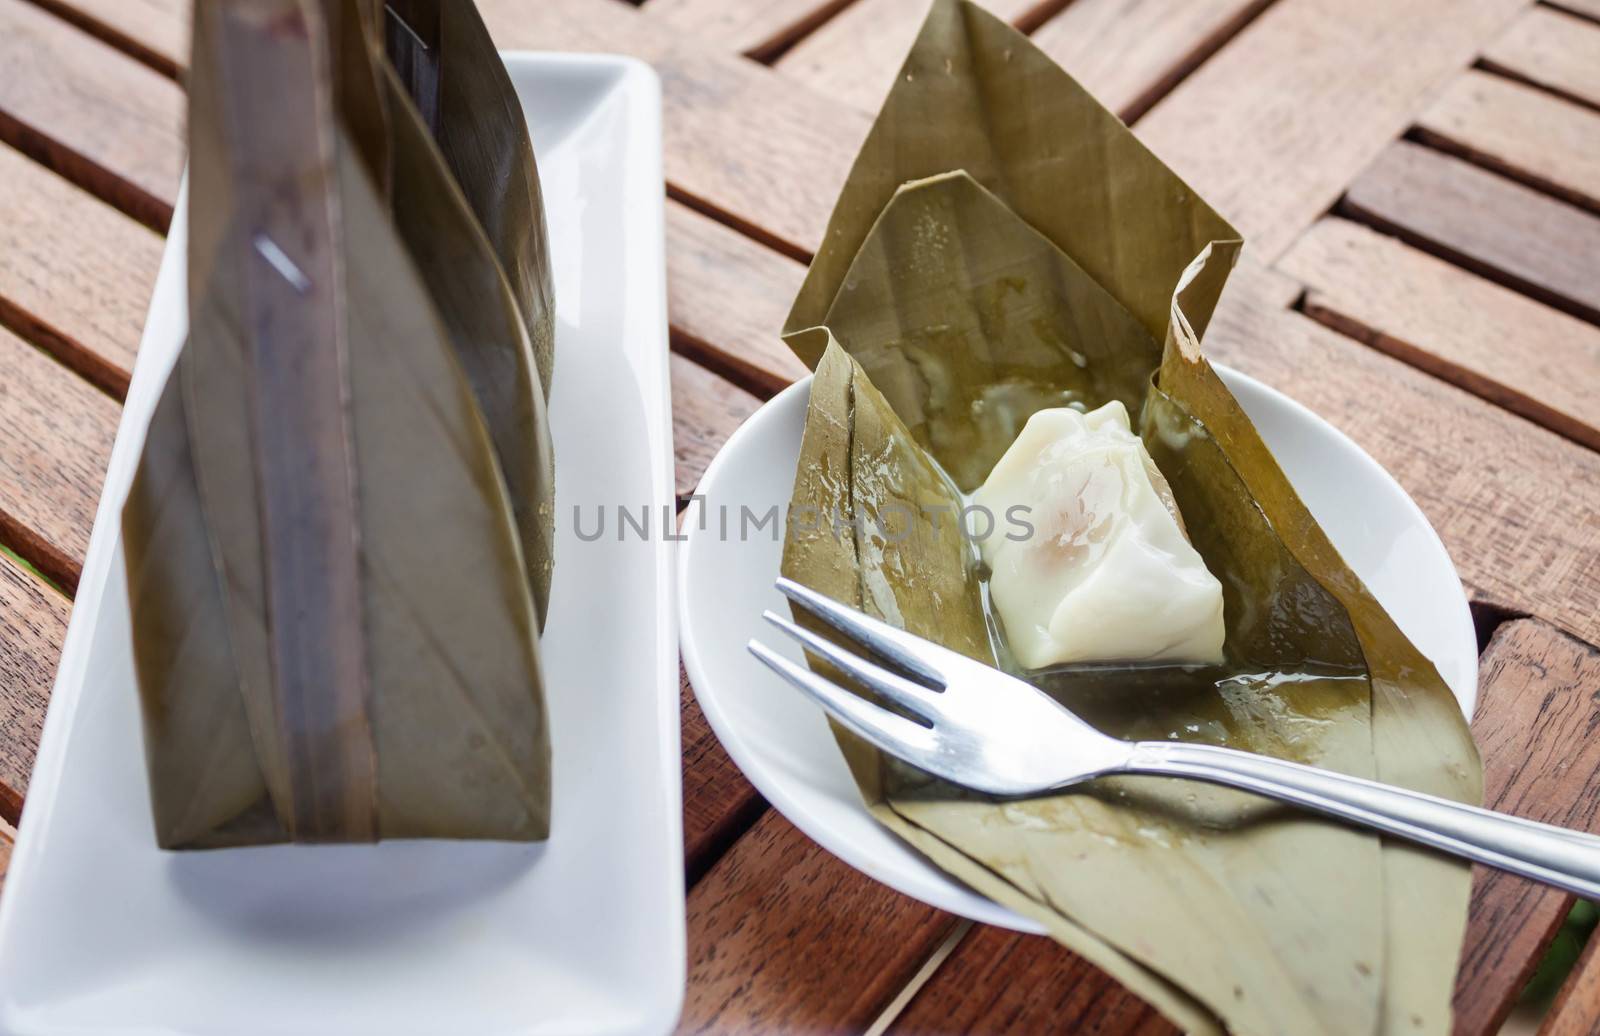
xmin=0 ymin=53 xmax=683 ymax=1036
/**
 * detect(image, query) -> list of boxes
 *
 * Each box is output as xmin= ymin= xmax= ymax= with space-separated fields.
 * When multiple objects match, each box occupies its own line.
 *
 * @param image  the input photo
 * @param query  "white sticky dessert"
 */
xmin=972 ymin=401 xmax=1225 ymax=669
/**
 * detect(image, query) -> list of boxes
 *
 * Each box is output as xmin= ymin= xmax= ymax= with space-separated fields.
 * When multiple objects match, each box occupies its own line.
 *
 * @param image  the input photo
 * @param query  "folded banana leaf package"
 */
xmin=123 ymin=0 xmax=557 ymax=849
xmin=779 ymin=2 xmax=1483 ymax=1033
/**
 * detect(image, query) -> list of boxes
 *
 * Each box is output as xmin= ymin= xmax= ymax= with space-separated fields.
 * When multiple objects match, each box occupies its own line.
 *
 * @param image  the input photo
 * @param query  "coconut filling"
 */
xmin=971 ymin=401 xmax=1226 ymax=670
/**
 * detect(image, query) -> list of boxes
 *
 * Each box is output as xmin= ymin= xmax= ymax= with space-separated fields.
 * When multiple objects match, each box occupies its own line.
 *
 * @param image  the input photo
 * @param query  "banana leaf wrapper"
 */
xmin=123 ymin=0 xmax=552 ymax=847
xmin=779 ymin=3 xmax=1482 ymax=1033
xmin=384 ymin=0 xmax=557 ymax=399
xmin=330 ymin=0 xmax=556 ymax=621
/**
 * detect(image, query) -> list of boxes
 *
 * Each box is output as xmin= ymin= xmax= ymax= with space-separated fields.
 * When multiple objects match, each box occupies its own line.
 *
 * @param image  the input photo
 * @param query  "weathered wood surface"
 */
xmin=1415 ymin=69 xmax=1600 ymax=217
xmin=1030 ymin=0 xmax=1271 ymax=120
xmin=890 ymin=923 xmax=1172 ymax=1035
xmin=0 ymin=555 xmax=64 ymax=824
xmin=1279 ymin=218 xmax=1600 ymax=452
xmin=670 ymin=353 xmax=759 ymax=500
xmin=0 ymin=323 xmax=119 ymax=591
xmin=646 ymin=0 xmax=856 ymax=60
xmin=1453 ymin=620 xmax=1600 ymax=1036
xmin=26 ymin=0 xmax=188 ymax=77
xmin=481 ymin=0 xmax=867 ymax=258
xmin=1482 ymin=5 xmax=1600 ymax=111
xmin=664 ymin=202 xmax=808 ymax=396
xmin=1 ymin=0 xmax=1600 ymax=1032
xmin=682 ymin=809 xmax=958 ymax=1034
xmin=1134 ymin=0 xmax=1529 ymax=259
xmin=1342 ymin=141 xmax=1600 ymax=326
xmin=0 ymin=0 xmax=182 ymax=230
xmin=679 ymin=666 xmax=763 ymax=884
xmin=772 ymin=0 xmax=1044 ymax=111
xmin=1206 ymin=272 xmax=1600 ymax=650
xmin=0 ymin=142 xmax=164 ymax=398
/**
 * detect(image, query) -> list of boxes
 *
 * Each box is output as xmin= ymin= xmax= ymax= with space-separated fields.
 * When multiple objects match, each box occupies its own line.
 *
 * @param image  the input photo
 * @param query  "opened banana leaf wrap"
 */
xmin=779 ymin=2 xmax=1483 ymax=1033
xmin=123 ymin=0 xmax=556 ymax=847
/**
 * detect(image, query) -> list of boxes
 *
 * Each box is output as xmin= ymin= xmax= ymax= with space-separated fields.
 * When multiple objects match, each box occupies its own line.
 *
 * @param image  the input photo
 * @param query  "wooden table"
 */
xmin=1 ymin=0 xmax=1599 ymax=1031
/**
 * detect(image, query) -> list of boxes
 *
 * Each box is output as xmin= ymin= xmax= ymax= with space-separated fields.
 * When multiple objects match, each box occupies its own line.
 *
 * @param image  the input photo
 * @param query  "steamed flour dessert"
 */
xmin=779 ymin=2 xmax=1482 ymax=1033
xmin=122 ymin=0 xmax=556 ymax=848
xmin=973 ymin=402 xmax=1225 ymax=669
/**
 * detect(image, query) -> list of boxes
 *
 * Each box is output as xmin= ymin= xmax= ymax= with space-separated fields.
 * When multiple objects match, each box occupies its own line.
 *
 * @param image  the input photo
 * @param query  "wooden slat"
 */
xmin=0 ymin=553 xmax=64 ymax=823
xmin=27 ymin=0 xmax=188 ymax=77
xmin=1278 ymin=218 xmax=1600 ymax=452
xmin=1414 ymin=69 xmax=1600 ymax=217
xmin=664 ymin=202 xmax=809 ymax=396
xmin=1453 ymin=618 xmax=1600 ymax=1036
xmin=1204 ymin=269 xmax=1600 ymax=647
xmin=644 ymin=0 xmax=855 ymax=60
xmin=1482 ymin=5 xmax=1600 ymax=111
xmin=0 ymin=324 xmax=120 ymax=591
xmin=681 ymin=809 xmax=957 ymax=1033
xmin=0 ymin=0 xmax=184 ymax=230
xmin=1549 ymin=0 xmax=1600 ymax=21
xmin=1542 ymin=926 xmax=1600 ymax=1036
xmin=481 ymin=0 xmax=868 ymax=259
xmin=0 ymin=142 xmax=164 ymax=397
xmin=1342 ymin=141 xmax=1600 ymax=327
xmin=771 ymin=0 xmax=1043 ymax=112
xmin=1134 ymin=0 xmax=1528 ymax=260
xmin=1030 ymin=0 xmax=1271 ymax=121
xmin=679 ymin=666 xmax=764 ymax=884
xmin=890 ymin=924 xmax=1172 ymax=1034
xmin=670 ymin=352 xmax=759 ymax=500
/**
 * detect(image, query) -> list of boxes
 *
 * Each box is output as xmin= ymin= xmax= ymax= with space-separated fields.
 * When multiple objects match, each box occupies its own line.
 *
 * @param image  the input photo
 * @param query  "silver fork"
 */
xmin=749 ymin=577 xmax=1600 ymax=900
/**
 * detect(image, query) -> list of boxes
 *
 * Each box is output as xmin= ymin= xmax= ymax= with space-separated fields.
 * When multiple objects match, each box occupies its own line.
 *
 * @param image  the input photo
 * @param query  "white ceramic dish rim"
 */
xmin=680 ymin=367 xmax=1478 ymax=933
xmin=0 ymin=52 xmax=684 ymax=1036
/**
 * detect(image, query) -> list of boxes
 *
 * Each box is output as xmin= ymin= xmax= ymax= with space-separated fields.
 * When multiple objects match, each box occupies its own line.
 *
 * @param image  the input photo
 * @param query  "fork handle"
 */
xmin=1127 ymin=741 xmax=1600 ymax=900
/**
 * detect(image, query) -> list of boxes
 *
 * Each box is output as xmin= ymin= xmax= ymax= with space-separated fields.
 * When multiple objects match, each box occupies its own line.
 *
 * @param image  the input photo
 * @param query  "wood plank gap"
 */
xmin=1469 ymin=599 xmax=1532 ymax=654
xmin=666 ymin=184 xmax=814 ymax=265
xmin=1333 ymin=192 xmax=1600 ymax=329
xmin=0 ymin=296 xmax=132 ymax=402
xmin=0 ymin=106 xmax=173 ymax=235
xmin=1401 ymin=125 xmax=1600 ymax=222
xmin=1476 ymin=58 xmax=1600 ymax=118
xmin=20 ymin=0 xmax=181 ymax=78
xmin=864 ymin=918 xmax=974 ymax=1036
xmin=0 ymin=542 xmax=66 ymax=601
xmin=685 ymin=794 xmax=767 ymax=889
xmin=1119 ymin=0 xmax=1279 ymax=125
xmin=744 ymin=0 xmax=860 ymax=64
xmin=0 ymin=510 xmax=80 ymax=599
xmin=1544 ymin=0 xmax=1600 ymax=24
xmin=1012 ymin=0 xmax=1076 ymax=36
xmin=670 ymin=329 xmax=785 ymax=402
xmin=1292 ymin=294 xmax=1600 ymax=453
